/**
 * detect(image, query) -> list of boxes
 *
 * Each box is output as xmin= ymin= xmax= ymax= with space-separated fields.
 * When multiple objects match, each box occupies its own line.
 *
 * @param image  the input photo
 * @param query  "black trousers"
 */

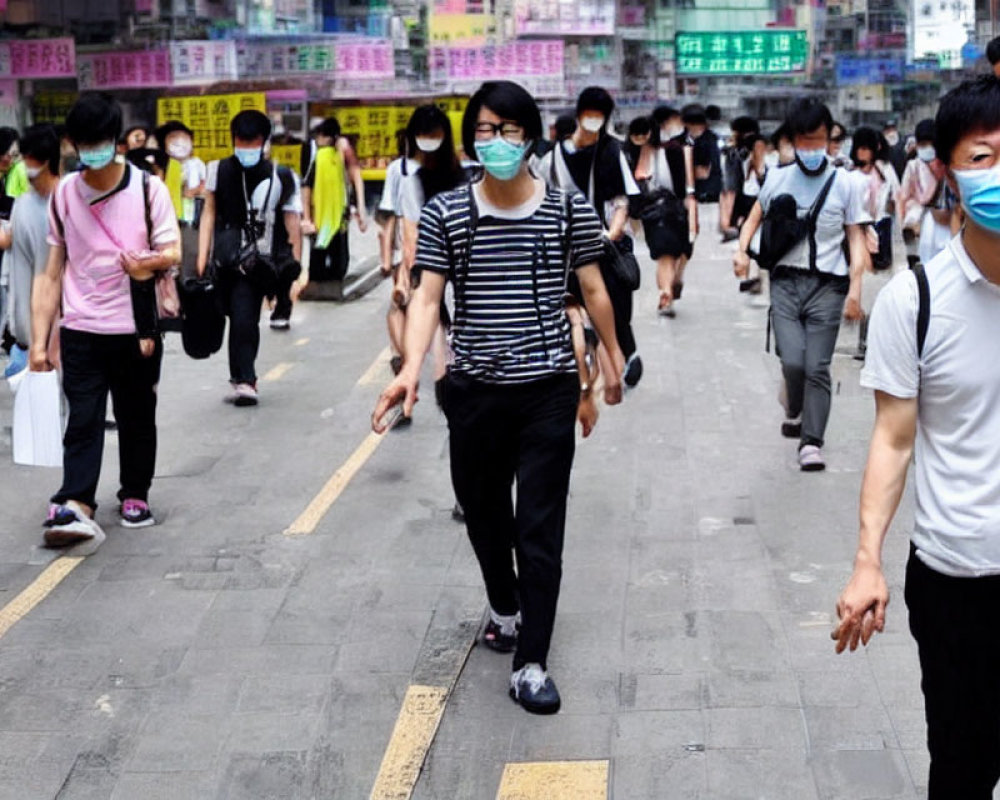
xmin=309 ymin=231 xmax=349 ymax=283
xmin=600 ymin=263 xmax=637 ymax=360
xmin=224 ymin=274 xmax=264 ymax=385
xmin=905 ymin=546 xmax=1000 ymax=799
xmin=444 ymin=373 xmax=579 ymax=671
xmin=53 ymin=329 xmax=162 ymax=511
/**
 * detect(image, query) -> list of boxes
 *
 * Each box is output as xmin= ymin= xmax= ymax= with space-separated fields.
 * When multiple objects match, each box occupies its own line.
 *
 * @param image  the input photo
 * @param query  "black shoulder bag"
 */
xmin=753 ymin=169 xmax=837 ymax=271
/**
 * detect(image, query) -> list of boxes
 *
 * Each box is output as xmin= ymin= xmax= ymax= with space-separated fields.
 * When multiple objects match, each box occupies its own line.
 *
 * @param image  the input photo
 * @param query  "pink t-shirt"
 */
xmin=48 ymin=164 xmax=179 ymax=335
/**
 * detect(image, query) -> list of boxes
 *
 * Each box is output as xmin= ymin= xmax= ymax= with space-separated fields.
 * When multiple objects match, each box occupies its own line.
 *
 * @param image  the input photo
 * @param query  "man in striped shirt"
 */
xmin=373 ymin=81 xmax=625 ymax=715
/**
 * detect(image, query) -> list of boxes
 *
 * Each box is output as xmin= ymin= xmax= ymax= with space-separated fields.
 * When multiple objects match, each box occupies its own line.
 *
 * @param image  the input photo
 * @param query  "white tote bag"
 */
xmin=12 ymin=370 xmax=64 ymax=468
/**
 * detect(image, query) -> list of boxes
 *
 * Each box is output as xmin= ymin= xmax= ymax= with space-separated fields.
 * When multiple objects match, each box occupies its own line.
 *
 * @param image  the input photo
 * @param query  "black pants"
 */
xmin=309 ymin=231 xmax=349 ymax=282
xmin=271 ymin=260 xmax=302 ymax=322
xmin=600 ymin=263 xmax=637 ymax=360
xmin=444 ymin=373 xmax=579 ymax=671
xmin=905 ymin=547 xmax=1000 ymax=799
xmin=225 ymin=274 xmax=264 ymax=385
xmin=53 ymin=329 xmax=162 ymax=511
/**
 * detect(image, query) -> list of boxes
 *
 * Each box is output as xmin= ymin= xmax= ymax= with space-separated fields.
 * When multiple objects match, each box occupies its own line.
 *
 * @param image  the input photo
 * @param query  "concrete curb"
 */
xmin=299 ymin=255 xmax=385 ymax=303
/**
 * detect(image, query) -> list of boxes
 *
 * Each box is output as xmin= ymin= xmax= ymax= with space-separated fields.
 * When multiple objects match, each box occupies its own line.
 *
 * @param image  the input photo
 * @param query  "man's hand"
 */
xmin=832 ymin=561 xmax=889 ymax=653
xmin=372 ymin=374 xmax=419 ymax=433
xmin=121 ymin=251 xmax=158 ymax=280
xmin=29 ymin=344 xmax=53 ymax=372
xmin=844 ymin=293 xmax=863 ymax=322
xmin=578 ymin=395 xmax=599 ymax=438
xmin=300 ymin=219 xmax=317 ymax=236
xmin=733 ymin=250 xmax=751 ymax=279
xmin=356 ymin=212 xmax=369 ymax=234
xmin=604 ymin=348 xmax=626 ymax=406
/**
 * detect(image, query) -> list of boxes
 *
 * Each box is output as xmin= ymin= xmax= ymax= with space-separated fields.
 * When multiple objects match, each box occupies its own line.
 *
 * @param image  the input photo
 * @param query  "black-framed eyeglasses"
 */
xmin=474 ymin=122 xmax=526 ymax=144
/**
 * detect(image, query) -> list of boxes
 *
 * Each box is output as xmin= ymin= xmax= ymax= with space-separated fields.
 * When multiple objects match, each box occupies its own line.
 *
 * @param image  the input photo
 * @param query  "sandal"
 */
xmin=658 ymin=291 xmax=676 ymax=318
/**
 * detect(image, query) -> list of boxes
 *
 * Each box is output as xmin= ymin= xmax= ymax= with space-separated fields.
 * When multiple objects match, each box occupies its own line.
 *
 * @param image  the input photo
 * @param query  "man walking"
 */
xmin=834 ymin=75 xmax=1000 ymax=800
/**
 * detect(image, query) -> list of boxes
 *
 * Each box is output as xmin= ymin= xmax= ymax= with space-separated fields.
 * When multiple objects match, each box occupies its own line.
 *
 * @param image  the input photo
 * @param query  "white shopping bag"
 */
xmin=12 ymin=370 xmax=64 ymax=467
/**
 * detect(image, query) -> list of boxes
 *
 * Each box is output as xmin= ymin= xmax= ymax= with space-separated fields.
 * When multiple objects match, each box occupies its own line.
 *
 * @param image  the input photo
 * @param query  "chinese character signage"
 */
xmin=334 ymin=41 xmax=396 ymax=80
xmin=429 ymin=40 xmax=565 ymax=98
xmin=157 ymin=92 xmax=266 ymax=164
xmin=169 ymin=41 xmax=238 ymax=86
xmin=515 ymin=0 xmax=615 ymax=36
xmin=429 ymin=14 xmax=496 ymax=45
xmin=674 ymin=30 xmax=809 ymax=76
xmin=0 ymin=38 xmax=76 ymax=78
xmin=77 ymin=50 xmax=173 ymax=90
xmin=237 ymin=39 xmax=338 ymax=78
xmin=32 ymin=90 xmax=78 ymax=124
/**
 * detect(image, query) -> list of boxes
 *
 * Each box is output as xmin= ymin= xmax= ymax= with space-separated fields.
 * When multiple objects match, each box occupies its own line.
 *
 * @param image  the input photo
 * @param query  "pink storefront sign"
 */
xmin=429 ymin=40 xmax=564 ymax=96
xmin=77 ymin=51 xmax=173 ymax=90
xmin=335 ymin=41 xmax=395 ymax=80
xmin=6 ymin=38 xmax=76 ymax=78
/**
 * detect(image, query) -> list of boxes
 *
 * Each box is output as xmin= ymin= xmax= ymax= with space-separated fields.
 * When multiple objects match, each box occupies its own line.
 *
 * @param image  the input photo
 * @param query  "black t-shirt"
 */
xmin=213 ymin=156 xmax=298 ymax=261
xmin=560 ymin=136 xmax=629 ymax=227
xmin=692 ymin=130 xmax=722 ymax=199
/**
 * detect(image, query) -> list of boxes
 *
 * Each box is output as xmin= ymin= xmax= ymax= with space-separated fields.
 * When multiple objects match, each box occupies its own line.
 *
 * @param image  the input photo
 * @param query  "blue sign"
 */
xmin=836 ymin=55 xmax=905 ymax=86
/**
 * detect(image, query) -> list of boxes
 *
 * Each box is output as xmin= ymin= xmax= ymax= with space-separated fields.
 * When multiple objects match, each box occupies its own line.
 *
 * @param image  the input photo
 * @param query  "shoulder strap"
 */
xmin=142 ymin=170 xmax=153 ymax=248
xmin=913 ymin=261 xmax=930 ymax=359
xmin=562 ymin=190 xmax=575 ymax=291
xmin=806 ymin=169 xmax=840 ymax=271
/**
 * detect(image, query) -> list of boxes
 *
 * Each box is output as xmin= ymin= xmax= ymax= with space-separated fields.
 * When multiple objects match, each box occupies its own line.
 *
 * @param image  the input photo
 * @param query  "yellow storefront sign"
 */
xmin=156 ymin=92 xmax=267 ymax=165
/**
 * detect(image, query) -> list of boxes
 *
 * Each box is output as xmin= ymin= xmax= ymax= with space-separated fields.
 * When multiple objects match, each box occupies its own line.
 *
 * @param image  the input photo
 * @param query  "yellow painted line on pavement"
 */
xmin=358 ymin=346 xmax=392 ymax=386
xmin=261 ymin=362 xmax=295 ymax=383
xmin=496 ymin=760 xmax=610 ymax=800
xmin=369 ymin=685 xmax=449 ymax=800
xmin=0 ymin=557 xmax=84 ymax=641
xmin=294 ymin=337 xmax=310 ymax=346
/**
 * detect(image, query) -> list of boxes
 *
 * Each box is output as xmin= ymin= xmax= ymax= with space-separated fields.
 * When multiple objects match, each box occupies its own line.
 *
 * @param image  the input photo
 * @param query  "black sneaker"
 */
xmin=482 ymin=619 xmax=517 ymax=653
xmin=509 ymin=664 xmax=561 ymax=715
xmin=623 ymin=354 xmax=643 ymax=388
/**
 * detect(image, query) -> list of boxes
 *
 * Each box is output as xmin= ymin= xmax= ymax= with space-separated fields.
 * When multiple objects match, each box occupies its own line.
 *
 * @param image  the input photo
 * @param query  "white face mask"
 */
xmin=885 ymin=131 xmax=899 ymax=147
xmin=580 ymin=116 xmax=604 ymax=133
xmin=764 ymin=151 xmax=779 ymax=169
xmin=416 ymin=137 xmax=444 ymax=153
xmin=166 ymin=140 xmax=193 ymax=160
xmin=917 ymin=146 xmax=936 ymax=163
xmin=25 ymin=165 xmax=44 ymax=180
xmin=663 ymin=125 xmax=684 ymax=140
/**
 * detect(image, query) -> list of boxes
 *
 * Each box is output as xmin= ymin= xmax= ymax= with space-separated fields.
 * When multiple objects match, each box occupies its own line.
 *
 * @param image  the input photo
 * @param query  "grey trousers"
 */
xmin=770 ymin=270 xmax=848 ymax=449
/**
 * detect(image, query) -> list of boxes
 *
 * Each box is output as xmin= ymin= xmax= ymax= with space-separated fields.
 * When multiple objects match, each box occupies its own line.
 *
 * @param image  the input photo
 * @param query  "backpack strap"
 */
xmin=806 ymin=169 xmax=839 ymax=271
xmin=913 ymin=261 xmax=930 ymax=360
xmin=141 ymin=170 xmax=153 ymax=248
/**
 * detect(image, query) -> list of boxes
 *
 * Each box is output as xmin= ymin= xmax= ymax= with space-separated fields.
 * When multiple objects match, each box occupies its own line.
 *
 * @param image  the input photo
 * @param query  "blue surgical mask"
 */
xmin=473 ymin=138 xmax=527 ymax=181
xmin=953 ymin=166 xmax=1000 ymax=233
xmin=796 ymin=148 xmax=827 ymax=173
xmin=77 ymin=142 xmax=116 ymax=171
xmin=917 ymin=146 xmax=936 ymax=163
xmin=235 ymin=147 xmax=262 ymax=169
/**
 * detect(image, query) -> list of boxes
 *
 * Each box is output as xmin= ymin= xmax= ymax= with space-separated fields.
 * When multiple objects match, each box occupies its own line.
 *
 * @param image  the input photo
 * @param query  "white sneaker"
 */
xmin=230 ymin=383 xmax=258 ymax=407
xmin=43 ymin=502 xmax=104 ymax=549
xmin=799 ymin=444 xmax=826 ymax=472
xmin=509 ymin=663 xmax=561 ymax=715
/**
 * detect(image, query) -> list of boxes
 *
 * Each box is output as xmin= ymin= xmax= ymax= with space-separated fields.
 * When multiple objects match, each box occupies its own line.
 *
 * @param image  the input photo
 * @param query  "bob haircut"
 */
xmin=408 ymin=104 xmax=450 ymax=138
xmin=316 ymin=117 xmax=341 ymax=139
xmin=785 ymin=97 xmax=834 ymax=137
xmin=652 ymin=106 xmax=680 ymax=126
xmin=65 ymin=93 xmax=123 ymax=146
xmin=934 ymin=76 xmax=1000 ymax=167
xmin=628 ymin=116 xmax=653 ymax=138
xmin=849 ymin=126 xmax=886 ymax=164
xmin=462 ymin=81 xmax=543 ymax=159
xmin=19 ymin=124 xmax=61 ymax=175
xmin=576 ymin=86 xmax=615 ymax=122
xmin=553 ymin=114 xmax=576 ymax=141
xmin=230 ymin=110 xmax=271 ymax=143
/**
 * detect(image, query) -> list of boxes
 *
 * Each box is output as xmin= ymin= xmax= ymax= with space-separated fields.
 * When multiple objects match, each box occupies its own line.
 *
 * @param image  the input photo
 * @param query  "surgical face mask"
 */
xmin=167 ymin=140 xmax=193 ymax=159
xmin=885 ymin=131 xmax=899 ymax=147
xmin=662 ymin=125 xmax=684 ymax=140
xmin=77 ymin=142 xmax=116 ymax=171
xmin=917 ymin=146 xmax=936 ymax=163
xmin=473 ymin=137 xmax=528 ymax=181
xmin=764 ymin=151 xmax=779 ymax=169
xmin=580 ymin=116 xmax=604 ymax=133
xmin=25 ymin=165 xmax=44 ymax=180
xmin=416 ymin=137 xmax=444 ymax=153
xmin=796 ymin=148 xmax=828 ymax=173
xmin=953 ymin=166 xmax=1000 ymax=233
xmin=235 ymin=147 xmax=262 ymax=169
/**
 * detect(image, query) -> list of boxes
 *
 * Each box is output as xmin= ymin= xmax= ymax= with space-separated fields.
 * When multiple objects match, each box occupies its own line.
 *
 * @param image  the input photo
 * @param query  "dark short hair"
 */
xmin=0 ymin=126 xmax=19 ymax=154
xmin=934 ymin=76 xmax=1000 ymax=166
xmin=123 ymin=125 xmax=148 ymax=141
xmin=553 ymin=114 xmax=576 ymax=141
xmin=19 ymin=124 xmax=61 ymax=175
xmin=830 ymin=122 xmax=846 ymax=142
xmin=785 ymin=97 xmax=833 ymax=137
xmin=705 ymin=104 xmax=722 ymax=122
xmin=731 ymin=116 xmax=760 ymax=137
xmin=316 ymin=117 xmax=341 ymax=139
xmin=849 ymin=126 xmax=885 ymax=163
xmin=65 ymin=93 xmax=123 ymax=146
xmin=988 ymin=36 xmax=1000 ymax=66
xmin=408 ymin=104 xmax=450 ymax=138
xmin=681 ymin=104 xmax=707 ymax=126
xmin=462 ymin=81 xmax=543 ymax=158
xmin=652 ymin=106 xmax=680 ymax=126
xmin=155 ymin=120 xmax=193 ymax=143
xmin=628 ymin=116 xmax=653 ymax=137
xmin=126 ymin=147 xmax=169 ymax=175
xmin=576 ymin=86 xmax=614 ymax=121
xmin=230 ymin=110 xmax=271 ymax=143
xmin=914 ymin=118 xmax=935 ymax=144
xmin=771 ymin=123 xmax=792 ymax=147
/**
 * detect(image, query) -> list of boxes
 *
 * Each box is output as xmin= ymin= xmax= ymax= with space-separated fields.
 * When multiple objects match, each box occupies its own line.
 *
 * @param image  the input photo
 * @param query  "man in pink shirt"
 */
xmin=30 ymin=93 xmax=180 ymax=548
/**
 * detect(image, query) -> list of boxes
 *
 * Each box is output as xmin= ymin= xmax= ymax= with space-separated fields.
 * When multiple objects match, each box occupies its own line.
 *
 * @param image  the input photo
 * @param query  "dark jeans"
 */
xmin=271 ymin=260 xmax=302 ymax=322
xmin=600 ymin=262 xmax=637 ymax=360
xmin=53 ymin=328 xmax=162 ymax=511
xmin=906 ymin=548 xmax=1000 ymax=799
xmin=769 ymin=269 xmax=848 ymax=448
xmin=444 ymin=372 xmax=579 ymax=671
xmin=225 ymin=274 xmax=264 ymax=384
xmin=309 ymin=231 xmax=349 ymax=283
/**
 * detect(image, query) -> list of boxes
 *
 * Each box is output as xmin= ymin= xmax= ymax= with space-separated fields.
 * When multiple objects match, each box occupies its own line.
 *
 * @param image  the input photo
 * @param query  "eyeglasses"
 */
xmin=474 ymin=121 xmax=526 ymax=145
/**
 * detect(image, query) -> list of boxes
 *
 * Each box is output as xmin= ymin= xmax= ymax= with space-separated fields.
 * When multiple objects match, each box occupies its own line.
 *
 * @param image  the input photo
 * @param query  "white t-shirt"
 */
xmin=181 ymin=157 xmax=206 ymax=223
xmin=861 ymin=235 xmax=1000 ymax=577
xmin=757 ymin=163 xmax=870 ymax=277
xmin=379 ymin=157 xmax=418 ymax=216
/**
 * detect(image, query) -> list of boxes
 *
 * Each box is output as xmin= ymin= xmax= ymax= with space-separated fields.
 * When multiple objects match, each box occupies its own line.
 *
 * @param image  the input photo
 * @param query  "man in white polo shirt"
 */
xmin=833 ymin=76 xmax=1000 ymax=798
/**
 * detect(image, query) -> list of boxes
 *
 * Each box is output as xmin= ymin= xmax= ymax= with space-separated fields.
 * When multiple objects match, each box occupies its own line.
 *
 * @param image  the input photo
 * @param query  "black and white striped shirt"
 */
xmin=416 ymin=184 xmax=603 ymax=385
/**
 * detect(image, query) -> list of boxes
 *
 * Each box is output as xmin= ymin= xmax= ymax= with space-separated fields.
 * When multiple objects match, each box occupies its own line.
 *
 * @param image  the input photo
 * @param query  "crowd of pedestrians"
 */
xmin=3 ymin=64 xmax=1000 ymax=795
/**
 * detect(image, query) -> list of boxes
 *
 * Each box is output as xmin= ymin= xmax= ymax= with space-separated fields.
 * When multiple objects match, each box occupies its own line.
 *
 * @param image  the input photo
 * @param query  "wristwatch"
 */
xmin=580 ymin=382 xmax=592 ymax=397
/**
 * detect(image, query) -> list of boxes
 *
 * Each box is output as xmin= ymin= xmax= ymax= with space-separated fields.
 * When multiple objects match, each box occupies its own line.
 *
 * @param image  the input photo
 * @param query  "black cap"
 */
xmin=915 ymin=119 xmax=935 ymax=142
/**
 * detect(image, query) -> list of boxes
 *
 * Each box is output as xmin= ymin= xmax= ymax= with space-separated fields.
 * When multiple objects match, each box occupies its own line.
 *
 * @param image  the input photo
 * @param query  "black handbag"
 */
xmin=871 ymin=217 xmax=893 ymax=271
xmin=178 ymin=276 xmax=225 ymax=359
xmin=601 ymin=235 xmax=641 ymax=291
xmin=638 ymin=187 xmax=687 ymax=228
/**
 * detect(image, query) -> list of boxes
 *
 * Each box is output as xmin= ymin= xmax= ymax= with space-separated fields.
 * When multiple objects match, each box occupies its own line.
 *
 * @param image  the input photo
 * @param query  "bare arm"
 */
xmin=300 ymin=185 xmax=314 ymax=233
xmin=379 ymin=215 xmax=397 ymax=274
xmin=284 ymin=210 xmax=302 ymax=263
xmin=0 ymin=222 xmax=11 ymax=250
xmin=733 ymin=200 xmax=763 ymax=278
xmin=833 ymin=391 xmax=918 ymax=652
xmin=576 ymin=262 xmax=624 ymax=406
xmin=29 ymin=244 xmax=65 ymax=371
xmin=607 ymin=202 xmax=629 ymax=241
xmin=371 ymin=270 xmax=446 ymax=431
xmin=196 ymin=190 xmax=215 ymax=277
xmin=402 ymin=218 xmax=419 ymax=269
xmin=844 ymin=223 xmax=868 ymax=321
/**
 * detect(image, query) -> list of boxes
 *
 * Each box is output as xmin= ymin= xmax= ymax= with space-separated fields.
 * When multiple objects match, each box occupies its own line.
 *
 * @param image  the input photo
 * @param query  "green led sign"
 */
xmin=675 ymin=30 xmax=809 ymax=75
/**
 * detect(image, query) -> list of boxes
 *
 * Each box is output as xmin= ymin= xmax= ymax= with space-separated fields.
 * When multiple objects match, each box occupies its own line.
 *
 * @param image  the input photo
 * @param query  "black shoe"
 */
xmin=623 ymin=354 xmax=643 ymax=388
xmin=739 ymin=278 xmax=762 ymax=294
xmin=482 ymin=619 xmax=517 ymax=653
xmin=781 ymin=419 xmax=802 ymax=439
xmin=451 ymin=502 xmax=465 ymax=523
xmin=509 ymin=664 xmax=561 ymax=715
xmin=390 ymin=355 xmax=403 ymax=376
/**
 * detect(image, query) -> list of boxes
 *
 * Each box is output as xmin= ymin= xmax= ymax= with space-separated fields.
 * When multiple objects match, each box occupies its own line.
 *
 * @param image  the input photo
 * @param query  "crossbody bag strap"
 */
xmin=562 ymin=190 xmax=575 ymax=293
xmin=913 ymin=261 xmax=930 ymax=360
xmin=451 ymin=182 xmax=481 ymax=331
xmin=806 ymin=169 xmax=838 ymax=271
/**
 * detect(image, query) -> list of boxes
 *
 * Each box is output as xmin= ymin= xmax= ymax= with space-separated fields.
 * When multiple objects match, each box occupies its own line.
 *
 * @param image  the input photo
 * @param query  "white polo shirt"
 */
xmin=861 ymin=235 xmax=1000 ymax=577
